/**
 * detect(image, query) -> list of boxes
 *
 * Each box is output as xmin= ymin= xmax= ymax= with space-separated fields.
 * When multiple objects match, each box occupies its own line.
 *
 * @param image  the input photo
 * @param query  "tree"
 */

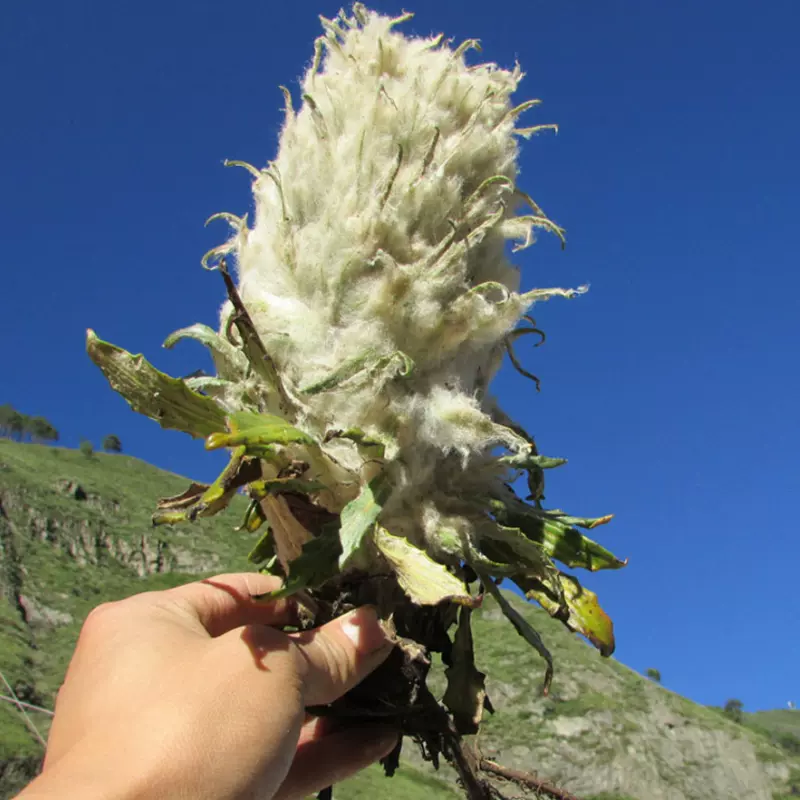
xmin=102 ymin=434 xmax=122 ymax=453
xmin=645 ymin=668 xmax=661 ymax=684
xmin=8 ymin=410 xmax=26 ymax=441
xmin=0 ymin=404 xmax=14 ymax=436
xmin=28 ymin=416 xmax=59 ymax=443
xmin=0 ymin=405 xmax=58 ymax=443
xmin=723 ymin=698 xmax=744 ymax=724
xmin=79 ymin=440 xmax=94 ymax=458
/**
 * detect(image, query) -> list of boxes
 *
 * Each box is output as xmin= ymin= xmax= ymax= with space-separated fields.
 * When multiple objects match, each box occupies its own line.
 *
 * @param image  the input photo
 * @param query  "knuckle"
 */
xmin=82 ymin=601 xmax=119 ymax=630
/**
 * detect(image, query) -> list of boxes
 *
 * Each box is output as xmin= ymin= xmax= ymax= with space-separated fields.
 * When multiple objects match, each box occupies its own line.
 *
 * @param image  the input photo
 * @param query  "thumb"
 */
xmin=291 ymin=606 xmax=394 ymax=707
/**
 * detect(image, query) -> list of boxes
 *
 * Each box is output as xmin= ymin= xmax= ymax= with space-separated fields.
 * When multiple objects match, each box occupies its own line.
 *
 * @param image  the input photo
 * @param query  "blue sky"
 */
xmin=1 ymin=1 xmax=798 ymax=712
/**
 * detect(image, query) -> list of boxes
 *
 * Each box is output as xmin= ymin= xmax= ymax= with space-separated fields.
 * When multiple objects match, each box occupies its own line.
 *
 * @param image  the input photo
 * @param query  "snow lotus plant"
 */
xmin=88 ymin=5 xmax=625 ymax=796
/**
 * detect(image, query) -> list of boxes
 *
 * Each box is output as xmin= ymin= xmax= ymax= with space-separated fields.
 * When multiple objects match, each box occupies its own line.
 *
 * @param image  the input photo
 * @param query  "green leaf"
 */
xmin=517 ymin=572 xmax=616 ymax=657
xmin=499 ymin=452 xmax=568 ymax=470
xmin=162 ymin=323 xmax=247 ymax=380
xmin=324 ymin=428 xmax=387 ymax=460
xmin=86 ymin=330 xmax=227 ymax=438
xmin=338 ymin=474 xmax=391 ymax=570
xmin=481 ymin=575 xmax=554 ymax=695
xmin=438 ymin=527 xmax=517 ymax=577
xmin=300 ymin=351 xmax=377 ymax=395
xmin=489 ymin=498 xmax=625 ymax=572
xmin=206 ymin=410 xmax=313 ymax=451
xmin=374 ymin=526 xmax=476 ymax=607
xmin=477 ymin=522 xmax=551 ymax=575
xmin=300 ymin=350 xmax=414 ymax=396
xmin=258 ymin=554 xmax=283 ymax=578
xmin=539 ymin=511 xmax=614 ymax=530
xmin=254 ymin=531 xmax=341 ymax=600
xmin=443 ymin=608 xmax=487 ymax=734
xmin=247 ymin=522 xmax=275 ymax=563
xmin=240 ymin=500 xmax=268 ymax=535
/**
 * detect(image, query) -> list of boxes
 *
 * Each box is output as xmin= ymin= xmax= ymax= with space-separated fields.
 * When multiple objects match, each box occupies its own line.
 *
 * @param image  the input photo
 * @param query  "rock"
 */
xmin=54 ymin=480 xmax=87 ymax=501
xmin=18 ymin=595 xmax=74 ymax=627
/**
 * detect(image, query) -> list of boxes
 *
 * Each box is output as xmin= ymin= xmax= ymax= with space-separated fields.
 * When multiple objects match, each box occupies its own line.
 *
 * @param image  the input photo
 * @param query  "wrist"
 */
xmin=17 ymin=760 xmax=139 ymax=800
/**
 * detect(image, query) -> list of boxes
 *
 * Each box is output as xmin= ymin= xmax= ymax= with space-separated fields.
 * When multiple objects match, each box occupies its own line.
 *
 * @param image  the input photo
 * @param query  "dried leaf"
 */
xmin=443 ymin=608 xmax=486 ymax=734
xmin=86 ymin=330 xmax=227 ymax=438
xmin=152 ymin=447 xmax=258 ymax=525
xmin=374 ymin=526 xmax=477 ymax=607
xmin=156 ymin=482 xmax=210 ymax=510
xmin=248 ymin=477 xmax=327 ymax=498
xmin=338 ymin=474 xmax=390 ymax=570
xmin=259 ymin=493 xmax=314 ymax=569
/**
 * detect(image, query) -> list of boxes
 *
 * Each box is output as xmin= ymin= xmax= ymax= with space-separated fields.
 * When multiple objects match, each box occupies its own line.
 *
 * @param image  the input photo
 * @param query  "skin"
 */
xmin=17 ymin=573 xmax=398 ymax=799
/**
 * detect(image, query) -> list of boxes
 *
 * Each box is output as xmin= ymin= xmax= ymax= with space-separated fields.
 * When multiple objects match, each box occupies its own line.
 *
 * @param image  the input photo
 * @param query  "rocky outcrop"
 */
xmin=1 ymin=485 xmax=192 ymax=577
xmin=2 ymin=442 xmax=798 ymax=800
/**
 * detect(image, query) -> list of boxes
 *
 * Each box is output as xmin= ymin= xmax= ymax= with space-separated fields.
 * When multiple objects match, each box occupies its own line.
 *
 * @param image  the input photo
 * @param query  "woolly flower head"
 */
xmin=87 ymin=4 xmax=622 ymax=679
xmin=209 ymin=5 xmax=582 ymax=476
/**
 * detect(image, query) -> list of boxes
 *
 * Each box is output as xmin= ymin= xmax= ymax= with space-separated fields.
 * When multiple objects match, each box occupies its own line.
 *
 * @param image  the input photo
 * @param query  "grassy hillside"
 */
xmin=1 ymin=439 xmax=798 ymax=799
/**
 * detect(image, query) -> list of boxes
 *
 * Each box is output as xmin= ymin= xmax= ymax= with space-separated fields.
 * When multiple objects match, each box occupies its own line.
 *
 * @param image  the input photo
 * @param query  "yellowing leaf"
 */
xmin=519 ymin=572 xmax=616 ymax=657
xmin=240 ymin=501 xmax=269 ymax=536
xmin=374 ymin=526 xmax=476 ymax=607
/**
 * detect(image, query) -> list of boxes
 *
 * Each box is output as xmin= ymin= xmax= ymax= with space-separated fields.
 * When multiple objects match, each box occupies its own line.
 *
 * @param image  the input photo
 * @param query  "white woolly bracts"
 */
xmin=201 ymin=5 xmax=584 ymax=549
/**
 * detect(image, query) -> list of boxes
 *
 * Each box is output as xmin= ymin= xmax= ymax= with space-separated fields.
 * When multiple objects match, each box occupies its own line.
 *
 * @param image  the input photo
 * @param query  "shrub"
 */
xmin=723 ymin=698 xmax=744 ymax=724
xmin=102 ymin=434 xmax=122 ymax=453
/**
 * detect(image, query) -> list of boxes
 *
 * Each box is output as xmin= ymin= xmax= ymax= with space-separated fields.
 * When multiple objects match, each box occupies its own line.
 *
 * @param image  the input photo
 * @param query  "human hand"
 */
xmin=17 ymin=573 xmax=397 ymax=799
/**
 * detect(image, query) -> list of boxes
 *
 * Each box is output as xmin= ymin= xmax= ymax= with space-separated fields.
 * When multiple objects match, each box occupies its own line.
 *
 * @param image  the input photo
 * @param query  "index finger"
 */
xmin=162 ymin=572 xmax=297 ymax=637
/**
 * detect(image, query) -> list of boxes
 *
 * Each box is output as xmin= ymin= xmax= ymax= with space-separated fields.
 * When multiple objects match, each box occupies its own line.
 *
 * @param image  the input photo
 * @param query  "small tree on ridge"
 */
xmin=103 ymin=434 xmax=122 ymax=453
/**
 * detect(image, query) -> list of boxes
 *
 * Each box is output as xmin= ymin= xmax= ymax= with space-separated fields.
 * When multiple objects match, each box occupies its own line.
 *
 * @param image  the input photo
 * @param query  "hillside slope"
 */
xmin=1 ymin=439 xmax=798 ymax=799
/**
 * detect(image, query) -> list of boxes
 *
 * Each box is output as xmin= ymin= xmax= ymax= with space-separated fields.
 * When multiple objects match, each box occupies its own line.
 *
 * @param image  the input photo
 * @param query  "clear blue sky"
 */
xmin=1 ymin=1 xmax=797 ymax=712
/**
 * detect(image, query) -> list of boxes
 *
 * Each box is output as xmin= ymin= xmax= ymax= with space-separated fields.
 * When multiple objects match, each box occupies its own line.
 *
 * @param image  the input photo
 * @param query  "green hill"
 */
xmin=1 ymin=439 xmax=798 ymax=799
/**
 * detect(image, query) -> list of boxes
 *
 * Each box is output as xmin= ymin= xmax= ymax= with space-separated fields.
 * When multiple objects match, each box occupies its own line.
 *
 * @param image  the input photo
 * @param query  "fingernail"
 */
xmin=340 ymin=606 xmax=391 ymax=653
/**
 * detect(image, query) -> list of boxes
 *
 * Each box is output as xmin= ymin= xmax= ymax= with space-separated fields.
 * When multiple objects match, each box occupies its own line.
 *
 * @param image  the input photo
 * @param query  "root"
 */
xmin=479 ymin=759 xmax=582 ymax=800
